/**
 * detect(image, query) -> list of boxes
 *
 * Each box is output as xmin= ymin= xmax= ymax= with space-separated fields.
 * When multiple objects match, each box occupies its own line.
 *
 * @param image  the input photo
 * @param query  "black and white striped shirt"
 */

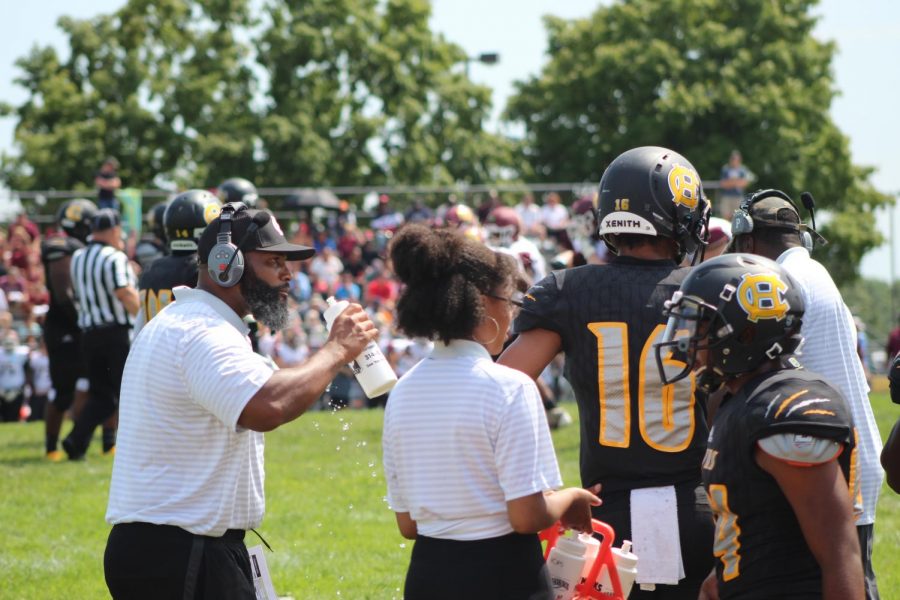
xmin=71 ymin=241 xmax=136 ymax=330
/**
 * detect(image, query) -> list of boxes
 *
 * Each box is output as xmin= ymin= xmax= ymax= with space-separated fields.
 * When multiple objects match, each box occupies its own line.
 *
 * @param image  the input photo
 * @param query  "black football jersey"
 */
xmin=137 ymin=253 xmax=199 ymax=324
xmin=514 ymin=256 xmax=706 ymax=494
xmin=702 ymin=367 xmax=857 ymax=599
xmin=40 ymin=235 xmax=84 ymax=343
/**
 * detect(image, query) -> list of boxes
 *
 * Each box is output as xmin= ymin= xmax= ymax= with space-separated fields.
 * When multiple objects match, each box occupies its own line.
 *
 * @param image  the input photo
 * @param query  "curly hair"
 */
xmin=389 ymin=224 xmax=517 ymax=344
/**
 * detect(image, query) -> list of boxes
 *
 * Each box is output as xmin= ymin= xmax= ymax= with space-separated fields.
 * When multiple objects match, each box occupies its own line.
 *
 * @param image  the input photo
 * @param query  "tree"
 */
xmin=1 ymin=0 xmax=515 ymax=198
xmin=254 ymin=0 xmax=513 ymax=187
xmin=0 ymin=0 xmax=258 ymax=191
xmin=505 ymin=0 xmax=891 ymax=283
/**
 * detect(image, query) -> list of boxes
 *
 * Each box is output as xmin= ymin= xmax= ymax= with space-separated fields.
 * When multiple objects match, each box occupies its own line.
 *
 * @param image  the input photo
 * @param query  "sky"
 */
xmin=1 ymin=0 xmax=898 ymax=281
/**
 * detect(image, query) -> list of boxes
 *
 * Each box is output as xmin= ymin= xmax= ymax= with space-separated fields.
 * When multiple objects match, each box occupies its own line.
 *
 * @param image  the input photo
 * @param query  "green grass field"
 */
xmin=1 ymin=391 xmax=898 ymax=599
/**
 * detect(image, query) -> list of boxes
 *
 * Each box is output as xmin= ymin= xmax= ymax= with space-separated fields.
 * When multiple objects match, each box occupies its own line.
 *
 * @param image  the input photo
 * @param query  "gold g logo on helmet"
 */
xmin=736 ymin=273 xmax=791 ymax=322
xmin=64 ymin=204 xmax=84 ymax=223
xmin=668 ymin=164 xmax=700 ymax=209
xmin=203 ymin=203 xmax=221 ymax=224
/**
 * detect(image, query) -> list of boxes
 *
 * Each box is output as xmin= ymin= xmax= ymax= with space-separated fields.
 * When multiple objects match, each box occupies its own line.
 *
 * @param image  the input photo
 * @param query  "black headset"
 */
xmin=731 ymin=189 xmax=824 ymax=252
xmin=207 ymin=202 xmax=249 ymax=287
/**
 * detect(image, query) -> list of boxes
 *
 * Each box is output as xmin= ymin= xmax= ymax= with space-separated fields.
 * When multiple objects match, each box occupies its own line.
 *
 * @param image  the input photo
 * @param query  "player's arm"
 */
xmin=755 ymin=444 xmax=864 ymax=600
xmin=47 ymin=256 xmax=79 ymax=323
xmin=498 ymin=328 xmax=562 ymax=380
xmin=882 ymin=418 xmax=900 ymax=493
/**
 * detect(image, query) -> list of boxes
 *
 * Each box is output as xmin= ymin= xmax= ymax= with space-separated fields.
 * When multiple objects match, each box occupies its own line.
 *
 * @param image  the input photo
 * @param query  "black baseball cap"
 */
xmin=91 ymin=208 xmax=121 ymax=232
xmin=739 ymin=193 xmax=828 ymax=246
xmin=198 ymin=208 xmax=315 ymax=262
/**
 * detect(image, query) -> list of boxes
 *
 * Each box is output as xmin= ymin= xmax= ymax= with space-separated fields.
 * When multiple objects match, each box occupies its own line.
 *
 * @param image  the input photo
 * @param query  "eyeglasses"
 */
xmin=487 ymin=293 xmax=525 ymax=309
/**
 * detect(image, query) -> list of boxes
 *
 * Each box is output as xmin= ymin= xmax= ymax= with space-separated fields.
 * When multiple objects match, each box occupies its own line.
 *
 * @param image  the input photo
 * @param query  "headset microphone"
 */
xmin=218 ymin=212 xmax=271 ymax=284
xmin=800 ymin=192 xmax=816 ymax=230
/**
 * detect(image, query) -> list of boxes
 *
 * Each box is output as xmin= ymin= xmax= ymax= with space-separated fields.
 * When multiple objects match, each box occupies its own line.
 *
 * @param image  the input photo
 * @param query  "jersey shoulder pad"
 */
xmin=757 ymin=432 xmax=843 ymax=465
xmin=748 ymin=371 xmax=851 ymax=443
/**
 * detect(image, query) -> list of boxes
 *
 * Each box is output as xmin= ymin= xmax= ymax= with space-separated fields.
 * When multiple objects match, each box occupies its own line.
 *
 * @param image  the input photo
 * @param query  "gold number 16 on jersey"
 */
xmin=587 ymin=322 xmax=697 ymax=452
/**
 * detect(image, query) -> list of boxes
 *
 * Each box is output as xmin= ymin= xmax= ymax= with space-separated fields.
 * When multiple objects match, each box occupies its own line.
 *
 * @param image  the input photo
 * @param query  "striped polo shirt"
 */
xmin=106 ymin=286 xmax=275 ymax=536
xmin=778 ymin=246 xmax=884 ymax=525
xmin=70 ymin=241 xmax=136 ymax=330
xmin=383 ymin=339 xmax=563 ymax=541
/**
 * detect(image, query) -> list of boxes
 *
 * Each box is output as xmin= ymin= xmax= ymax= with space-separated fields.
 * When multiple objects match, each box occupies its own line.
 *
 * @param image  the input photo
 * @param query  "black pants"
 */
xmin=590 ymin=482 xmax=715 ymax=600
xmin=63 ymin=325 xmax=130 ymax=458
xmin=858 ymin=523 xmax=880 ymax=600
xmin=405 ymin=532 xmax=553 ymax=600
xmin=105 ymin=523 xmax=255 ymax=600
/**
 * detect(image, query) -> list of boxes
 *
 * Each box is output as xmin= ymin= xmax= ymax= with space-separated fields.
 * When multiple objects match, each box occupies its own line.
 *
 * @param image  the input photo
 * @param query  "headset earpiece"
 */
xmin=801 ymin=230 xmax=814 ymax=253
xmin=207 ymin=203 xmax=246 ymax=287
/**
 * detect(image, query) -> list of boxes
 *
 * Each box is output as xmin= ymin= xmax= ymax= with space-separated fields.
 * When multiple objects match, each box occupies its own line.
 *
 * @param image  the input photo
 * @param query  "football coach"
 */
xmin=103 ymin=203 xmax=379 ymax=599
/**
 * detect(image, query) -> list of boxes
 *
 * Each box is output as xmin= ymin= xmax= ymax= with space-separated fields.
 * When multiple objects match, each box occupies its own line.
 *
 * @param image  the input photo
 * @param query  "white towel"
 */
xmin=629 ymin=486 xmax=685 ymax=585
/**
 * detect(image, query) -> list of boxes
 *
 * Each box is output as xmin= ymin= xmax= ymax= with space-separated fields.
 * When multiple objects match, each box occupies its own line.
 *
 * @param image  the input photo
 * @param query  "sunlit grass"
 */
xmin=1 ymin=388 xmax=897 ymax=598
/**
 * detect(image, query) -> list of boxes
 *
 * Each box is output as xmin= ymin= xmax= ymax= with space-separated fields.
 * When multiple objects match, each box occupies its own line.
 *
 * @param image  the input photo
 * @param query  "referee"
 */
xmin=62 ymin=209 xmax=139 ymax=460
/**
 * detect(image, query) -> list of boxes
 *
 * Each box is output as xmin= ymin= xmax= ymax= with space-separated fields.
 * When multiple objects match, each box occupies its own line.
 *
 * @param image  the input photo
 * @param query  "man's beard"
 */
xmin=241 ymin=263 xmax=290 ymax=331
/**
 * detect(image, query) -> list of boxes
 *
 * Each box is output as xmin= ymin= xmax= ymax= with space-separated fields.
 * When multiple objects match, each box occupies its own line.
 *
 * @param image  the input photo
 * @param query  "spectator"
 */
xmin=25 ymin=336 xmax=51 ymax=422
xmin=699 ymin=216 xmax=733 ymax=262
xmin=95 ymin=157 xmax=122 ymax=211
xmin=0 ymin=330 xmax=30 ymax=422
xmin=539 ymin=192 xmax=569 ymax=244
xmin=476 ymin=189 xmax=503 ymax=224
xmin=886 ymin=313 xmax=900 ymax=364
xmin=717 ymin=149 xmax=752 ymax=219
xmin=404 ymin=198 xmax=434 ymax=224
xmin=854 ymin=315 xmax=872 ymax=382
xmin=334 ymin=272 xmax=361 ymax=302
xmin=365 ymin=260 xmax=398 ymax=305
xmin=309 ymin=245 xmax=344 ymax=291
xmin=514 ymin=192 xmax=544 ymax=238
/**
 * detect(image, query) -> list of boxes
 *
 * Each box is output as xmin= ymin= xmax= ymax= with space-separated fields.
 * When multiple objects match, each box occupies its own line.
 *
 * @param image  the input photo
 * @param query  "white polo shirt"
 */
xmin=383 ymin=339 xmax=563 ymax=541
xmin=106 ymin=287 xmax=275 ymax=536
xmin=778 ymin=247 xmax=883 ymax=525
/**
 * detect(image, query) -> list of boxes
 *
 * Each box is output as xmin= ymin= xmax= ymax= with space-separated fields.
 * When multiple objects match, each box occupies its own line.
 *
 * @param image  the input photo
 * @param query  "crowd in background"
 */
xmin=0 ymin=174 xmax=887 ymax=422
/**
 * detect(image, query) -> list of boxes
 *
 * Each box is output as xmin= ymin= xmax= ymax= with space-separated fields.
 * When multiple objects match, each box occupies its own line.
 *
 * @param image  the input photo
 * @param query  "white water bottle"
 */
xmin=547 ymin=533 xmax=587 ymax=600
xmin=323 ymin=297 xmax=398 ymax=398
xmin=596 ymin=540 xmax=638 ymax=599
xmin=578 ymin=532 xmax=601 ymax=585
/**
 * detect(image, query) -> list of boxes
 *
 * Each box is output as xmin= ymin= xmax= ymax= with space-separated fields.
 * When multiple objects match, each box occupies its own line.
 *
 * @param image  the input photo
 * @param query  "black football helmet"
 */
xmin=56 ymin=198 xmax=98 ymax=243
xmin=597 ymin=146 xmax=709 ymax=262
xmin=164 ymin=190 xmax=222 ymax=252
xmin=146 ymin=201 xmax=169 ymax=243
xmin=655 ymin=253 xmax=804 ymax=392
xmin=218 ymin=178 xmax=258 ymax=208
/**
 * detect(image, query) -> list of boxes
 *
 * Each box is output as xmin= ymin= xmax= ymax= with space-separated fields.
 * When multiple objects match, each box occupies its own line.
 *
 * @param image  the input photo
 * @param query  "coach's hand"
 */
xmin=325 ymin=302 xmax=379 ymax=364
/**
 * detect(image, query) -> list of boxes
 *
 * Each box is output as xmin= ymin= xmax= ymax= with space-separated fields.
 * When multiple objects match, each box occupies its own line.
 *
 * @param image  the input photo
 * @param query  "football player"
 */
xmin=882 ymin=355 xmax=900 ymax=494
xmin=657 ymin=253 xmax=863 ymax=599
xmin=134 ymin=190 xmax=221 ymax=333
xmin=499 ymin=146 xmax=712 ymax=599
xmin=41 ymin=199 xmax=96 ymax=460
xmin=217 ymin=177 xmax=259 ymax=208
xmin=134 ymin=201 xmax=168 ymax=271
